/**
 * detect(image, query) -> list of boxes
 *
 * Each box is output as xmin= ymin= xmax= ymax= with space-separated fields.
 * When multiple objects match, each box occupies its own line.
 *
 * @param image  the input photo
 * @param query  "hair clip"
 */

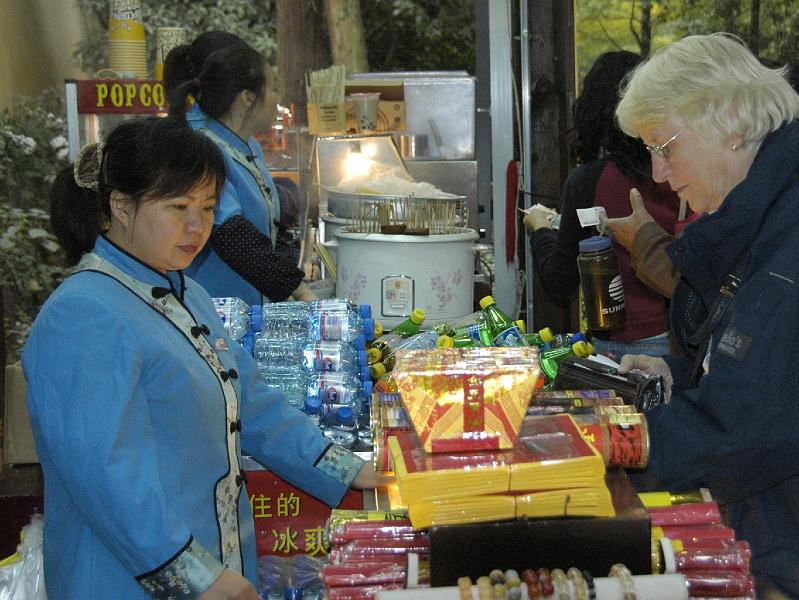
xmin=74 ymin=142 xmax=105 ymax=192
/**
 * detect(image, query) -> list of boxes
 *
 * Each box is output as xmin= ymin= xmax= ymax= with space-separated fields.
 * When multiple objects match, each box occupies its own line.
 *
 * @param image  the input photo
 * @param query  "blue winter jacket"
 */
xmin=633 ymin=121 xmax=799 ymax=597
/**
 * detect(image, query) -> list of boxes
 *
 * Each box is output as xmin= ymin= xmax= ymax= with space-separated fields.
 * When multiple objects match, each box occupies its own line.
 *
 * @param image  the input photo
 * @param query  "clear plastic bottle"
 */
xmin=259 ymin=366 xmax=309 ymax=411
xmin=213 ymin=297 xmax=252 ymax=341
xmin=307 ymin=371 xmax=366 ymax=417
xmin=309 ymin=299 xmax=372 ymax=320
xmin=322 ymin=406 xmax=358 ymax=449
xmin=373 ymin=330 xmax=443 ymax=373
xmin=254 ymin=336 xmax=304 ymax=370
xmin=308 ymin=309 xmax=374 ymax=342
xmin=301 ymin=340 xmax=367 ymax=374
xmin=260 ymin=301 xmax=312 ymax=340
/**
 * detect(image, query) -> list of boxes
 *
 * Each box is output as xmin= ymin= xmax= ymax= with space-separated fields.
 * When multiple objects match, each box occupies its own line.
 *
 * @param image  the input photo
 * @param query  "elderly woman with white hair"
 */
xmin=615 ymin=33 xmax=799 ymax=598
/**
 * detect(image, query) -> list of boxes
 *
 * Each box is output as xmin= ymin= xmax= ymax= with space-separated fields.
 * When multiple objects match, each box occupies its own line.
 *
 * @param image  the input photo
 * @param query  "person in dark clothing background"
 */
xmin=523 ymin=50 xmax=682 ymax=359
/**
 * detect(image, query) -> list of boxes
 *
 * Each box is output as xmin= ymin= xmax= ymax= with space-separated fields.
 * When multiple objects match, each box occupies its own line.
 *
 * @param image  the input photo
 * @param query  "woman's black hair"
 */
xmin=572 ymin=51 xmax=651 ymax=183
xmin=50 ymin=117 xmax=226 ymax=266
xmin=163 ymin=30 xmax=247 ymax=94
xmin=167 ymin=44 xmax=268 ymax=123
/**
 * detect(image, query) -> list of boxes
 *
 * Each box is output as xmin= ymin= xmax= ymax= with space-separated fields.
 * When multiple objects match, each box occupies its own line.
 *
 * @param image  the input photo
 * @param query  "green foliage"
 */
xmin=0 ymin=90 xmax=71 ymax=361
xmin=0 ymin=208 xmax=67 ymax=363
xmin=361 ymin=0 xmax=475 ymax=73
xmin=576 ymin=0 xmax=799 ymax=87
xmin=74 ymin=0 xmax=277 ymax=76
xmin=0 ymin=90 xmax=70 ymax=210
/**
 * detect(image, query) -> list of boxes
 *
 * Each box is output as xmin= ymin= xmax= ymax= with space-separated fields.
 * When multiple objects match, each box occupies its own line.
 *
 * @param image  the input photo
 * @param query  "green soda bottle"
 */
xmin=390 ymin=308 xmax=426 ymax=338
xmin=539 ymin=340 xmax=589 ymax=383
xmin=479 ymin=296 xmax=528 ymax=347
xmin=526 ymin=327 xmax=554 ymax=348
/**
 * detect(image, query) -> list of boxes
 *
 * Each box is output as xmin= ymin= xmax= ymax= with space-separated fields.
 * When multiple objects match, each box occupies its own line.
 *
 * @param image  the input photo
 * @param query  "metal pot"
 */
xmin=396 ymin=134 xmax=429 ymax=160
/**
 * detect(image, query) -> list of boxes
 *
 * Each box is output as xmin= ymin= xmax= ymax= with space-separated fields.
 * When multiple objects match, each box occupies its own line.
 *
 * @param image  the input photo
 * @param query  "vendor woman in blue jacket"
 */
xmin=24 ymin=117 xmax=380 ymax=599
xmin=615 ymin=34 xmax=799 ymax=599
xmin=167 ymin=42 xmax=316 ymax=306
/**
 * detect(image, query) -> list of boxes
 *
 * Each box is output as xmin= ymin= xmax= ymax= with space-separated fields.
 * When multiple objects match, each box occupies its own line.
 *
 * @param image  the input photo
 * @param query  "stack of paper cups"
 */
xmin=108 ymin=0 xmax=147 ymax=78
xmin=155 ymin=27 xmax=187 ymax=80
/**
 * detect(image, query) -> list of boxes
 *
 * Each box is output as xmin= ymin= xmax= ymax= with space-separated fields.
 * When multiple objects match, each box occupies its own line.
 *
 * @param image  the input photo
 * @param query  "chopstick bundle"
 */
xmin=306 ymin=65 xmax=346 ymax=104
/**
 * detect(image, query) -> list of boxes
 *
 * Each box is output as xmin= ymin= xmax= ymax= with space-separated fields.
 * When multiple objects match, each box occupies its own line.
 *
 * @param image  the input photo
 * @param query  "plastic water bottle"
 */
xmin=259 ymin=366 xmax=309 ymax=411
xmin=304 ymin=396 xmax=322 ymax=428
xmin=309 ymin=299 xmax=372 ymax=320
xmin=307 ymin=372 xmax=368 ymax=416
xmin=213 ymin=297 xmax=251 ymax=341
xmin=254 ymin=336 xmax=304 ymax=369
xmin=546 ymin=331 xmax=588 ymax=349
xmin=376 ymin=330 xmax=444 ymax=372
xmin=308 ymin=309 xmax=374 ymax=342
xmin=301 ymin=340 xmax=367 ymax=374
xmin=322 ymin=406 xmax=358 ymax=449
xmin=260 ymin=301 xmax=312 ymax=340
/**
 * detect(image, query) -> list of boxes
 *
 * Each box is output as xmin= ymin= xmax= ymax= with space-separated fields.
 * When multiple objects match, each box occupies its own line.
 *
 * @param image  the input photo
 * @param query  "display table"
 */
xmin=427 ymin=469 xmax=651 ymax=585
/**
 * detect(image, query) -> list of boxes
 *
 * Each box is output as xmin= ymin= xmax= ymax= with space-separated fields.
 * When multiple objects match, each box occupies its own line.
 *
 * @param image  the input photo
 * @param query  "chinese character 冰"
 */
xmin=272 ymin=526 xmax=299 ymax=554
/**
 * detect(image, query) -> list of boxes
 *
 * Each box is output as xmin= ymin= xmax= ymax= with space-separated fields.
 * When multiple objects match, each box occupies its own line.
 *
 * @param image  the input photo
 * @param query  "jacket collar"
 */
xmin=668 ymin=120 xmax=799 ymax=292
xmin=204 ymin=117 xmax=253 ymax=155
xmin=91 ymin=235 xmax=185 ymax=298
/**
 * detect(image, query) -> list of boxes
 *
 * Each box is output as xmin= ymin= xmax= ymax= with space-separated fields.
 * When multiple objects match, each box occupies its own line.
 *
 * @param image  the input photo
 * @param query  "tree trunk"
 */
xmin=748 ymin=0 xmax=761 ymax=56
xmin=277 ymin=0 xmax=329 ymax=125
xmin=323 ymin=0 xmax=369 ymax=75
xmin=640 ymin=0 xmax=652 ymax=57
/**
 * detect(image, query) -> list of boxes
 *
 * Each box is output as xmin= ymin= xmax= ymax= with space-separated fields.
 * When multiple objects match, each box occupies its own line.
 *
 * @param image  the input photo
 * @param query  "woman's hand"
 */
xmin=523 ymin=207 xmax=557 ymax=232
xmin=351 ymin=461 xmax=395 ymax=489
xmin=618 ymin=354 xmax=673 ymax=403
xmin=198 ymin=569 xmax=259 ymax=600
xmin=290 ymin=281 xmax=318 ymax=302
xmin=604 ymin=188 xmax=656 ymax=251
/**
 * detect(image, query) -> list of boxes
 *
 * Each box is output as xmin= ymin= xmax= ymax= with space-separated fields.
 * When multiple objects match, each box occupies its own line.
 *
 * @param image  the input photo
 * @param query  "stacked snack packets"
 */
xmin=393 ymin=347 xmax=541 ymax=452
xmin=388 ymin=414 xmax=613 ymax=529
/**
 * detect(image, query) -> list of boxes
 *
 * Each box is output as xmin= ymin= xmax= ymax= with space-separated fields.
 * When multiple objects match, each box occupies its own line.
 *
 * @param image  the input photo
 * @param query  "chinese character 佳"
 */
xmin=304 ymin=526 xmax=329 ymax=557
xmin=249 ymin=494 xmax=273 ymax=518
xmin=276 ymin=492 xmax=301 ymax=517
xmin=272 ymin=526 xmax=299 ymax=554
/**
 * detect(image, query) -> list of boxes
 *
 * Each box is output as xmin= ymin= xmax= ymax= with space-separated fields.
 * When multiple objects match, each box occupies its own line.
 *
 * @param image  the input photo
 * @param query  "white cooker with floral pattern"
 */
xmin=330 ymin=228 xmax=481 ymax=328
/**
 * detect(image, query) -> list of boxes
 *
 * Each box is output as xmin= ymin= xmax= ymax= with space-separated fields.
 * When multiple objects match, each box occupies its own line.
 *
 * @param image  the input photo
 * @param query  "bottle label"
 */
xmin=580 ymin=267 xmax=627 ymax=330
xmin=467 ymin=323 xmax=482 ymax=343
xmin=319 ymin=313 xmax=345 ymax=340
xmin=493 ymin=326 xmax=526 ymax=347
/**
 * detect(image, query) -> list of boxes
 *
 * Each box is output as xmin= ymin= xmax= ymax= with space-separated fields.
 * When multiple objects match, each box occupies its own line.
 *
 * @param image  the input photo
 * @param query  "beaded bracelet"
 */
xmin=457 ymin=576 xmax=472 ymax=600
xmin=582 ymin=570 xmax=596 ymax=600
xmin=521 ymin=568 xmax=539 ymax=599
xmin=550 ymin=568 xmax=569 ymax=600
xmin=567 ymin=567 xmax=586 ymax=600
xmin=609 ymin=563 xmax=636 ymax=600
xmin=537 ymin=568 xmax=554 ymax=598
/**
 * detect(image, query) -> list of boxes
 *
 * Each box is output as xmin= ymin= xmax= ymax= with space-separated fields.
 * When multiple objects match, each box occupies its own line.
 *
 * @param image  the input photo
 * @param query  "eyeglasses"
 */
xmin=645 ymin=127 xmax=687 ymax=160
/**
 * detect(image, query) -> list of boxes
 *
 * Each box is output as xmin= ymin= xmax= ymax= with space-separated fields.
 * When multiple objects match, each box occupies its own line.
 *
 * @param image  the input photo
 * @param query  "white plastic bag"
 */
xmin=0 ymin=514 xmax=46 ymax=600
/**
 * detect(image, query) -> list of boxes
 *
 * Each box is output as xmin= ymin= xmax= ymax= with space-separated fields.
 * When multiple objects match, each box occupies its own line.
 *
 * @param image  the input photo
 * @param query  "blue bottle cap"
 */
xmin=356 ymin=349 xmax=368 ymax=367
xmin=578 ymin=235 xmax=613 ymax=252
xmin=355 ymin=334 xmax=366 ymax=350
xmin=336 ymin=406 xmax=354 ymax=425
xmin=250 ymin=305 xmax=262 ymax=332
xmin=359 ymin=304 xmax=372 ymax=319
xmin=363 ymin=318 xmax=375 ymax=340
xmin=304 ymin=396 xmax=321 ymax=415
xmin=362 ymin=380 xmax=373 ymax=398
xmin=571 ymin=332 xmax=587 ymax=343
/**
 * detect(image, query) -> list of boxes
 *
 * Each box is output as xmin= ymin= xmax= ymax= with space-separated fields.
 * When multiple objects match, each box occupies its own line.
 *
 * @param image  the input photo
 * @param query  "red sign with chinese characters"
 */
xmin=245 ymin=470 xmax=363 ymax=557
xmin=73 ymin=79 xmax=167 ymax=114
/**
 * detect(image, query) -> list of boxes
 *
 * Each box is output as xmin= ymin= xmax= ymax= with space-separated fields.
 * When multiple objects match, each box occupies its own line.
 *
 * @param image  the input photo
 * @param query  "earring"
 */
xmin=730 ymin=143 xmax=740 ymax=151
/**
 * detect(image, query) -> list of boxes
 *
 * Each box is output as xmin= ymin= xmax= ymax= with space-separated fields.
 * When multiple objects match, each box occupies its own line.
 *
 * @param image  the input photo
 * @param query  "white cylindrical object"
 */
xmin=334 ymin=228 xmax=479 ymax=328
